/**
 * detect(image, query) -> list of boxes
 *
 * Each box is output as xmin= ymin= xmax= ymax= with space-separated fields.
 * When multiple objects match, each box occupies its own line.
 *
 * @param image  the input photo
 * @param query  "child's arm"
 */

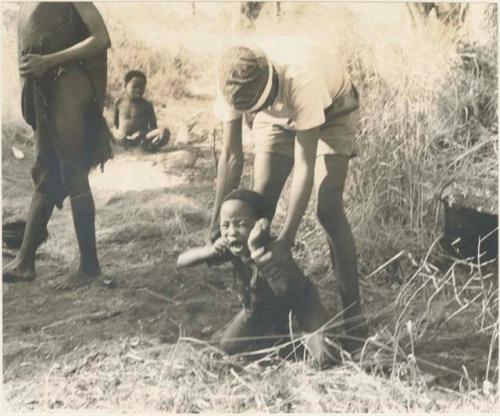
xmin=248 ymin=219 xmax=289 ymax=296
xmin=113 ymin=101 xmax=120 ymax=129
xmin=19 ymin=3 xmax=110 ymax=78
xmin=177 ymin=237 xmax=230 ymax=268
xmin=177 ymin=245 xmax=216 ymax=268
xmin=148 ymin=102 xmax=158 ymax=130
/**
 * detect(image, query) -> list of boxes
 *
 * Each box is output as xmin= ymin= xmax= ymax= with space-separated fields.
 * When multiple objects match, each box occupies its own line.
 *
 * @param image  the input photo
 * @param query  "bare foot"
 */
xmin=49 ymin=269 xmax=96 ymax=290
xmin=50 ymin=269 xmax=117 ymax=291
xmin=305 ymin=334 xmax=340 ymax=370
xmin=3 ymin=259 xmax=36 ymax=283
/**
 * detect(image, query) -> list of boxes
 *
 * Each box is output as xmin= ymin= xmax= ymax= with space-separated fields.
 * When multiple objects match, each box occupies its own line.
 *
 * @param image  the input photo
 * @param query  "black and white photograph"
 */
xmin=1 ymin=1 xmax=498 ymax=412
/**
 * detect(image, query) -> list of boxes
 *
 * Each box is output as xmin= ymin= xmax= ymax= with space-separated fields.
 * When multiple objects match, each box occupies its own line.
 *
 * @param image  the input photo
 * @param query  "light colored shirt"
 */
xmin=214 ymin=36 xmax=351 ymax=131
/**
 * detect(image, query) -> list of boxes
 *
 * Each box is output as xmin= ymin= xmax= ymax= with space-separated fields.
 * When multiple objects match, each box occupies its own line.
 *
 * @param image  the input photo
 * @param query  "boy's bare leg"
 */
xmin=293 ymin=284 xmax=338 ymax=368
xmin=3 ymin=193 xmax=55 ymax=282
xmin=220 ymin=309 xmax=258 ymax=354
xmin=51 ymin=177 xmax=102 ymax=290
xmin=52 ymin=179 xmax=102 ymax=290
xmin=48 ymin=69 xmax=109 ymax=290
xmin=220 ymin=309 xmax=279 ymax=355
xmin=314 ymin=154 xmax=367 ymax=353
xmin=252 ymin=152 xmax=293 ymax=216
xmin=66 ymin=187 xmax=101 ymax=276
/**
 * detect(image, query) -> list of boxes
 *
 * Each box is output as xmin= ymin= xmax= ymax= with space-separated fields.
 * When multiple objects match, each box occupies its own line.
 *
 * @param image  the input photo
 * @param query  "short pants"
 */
xmin=252 ymin=86 xmax=360 ymax=158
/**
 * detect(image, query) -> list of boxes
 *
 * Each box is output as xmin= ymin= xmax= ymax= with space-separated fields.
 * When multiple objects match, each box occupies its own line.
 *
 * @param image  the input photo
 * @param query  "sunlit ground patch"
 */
xmin=89 ymin=155 xmax=187 ymax=194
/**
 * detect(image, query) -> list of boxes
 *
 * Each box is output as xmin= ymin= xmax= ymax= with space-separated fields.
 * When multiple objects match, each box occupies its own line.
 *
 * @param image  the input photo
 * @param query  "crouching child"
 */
xmin=113 ymin=70 xmax=170 ymax=152
xmin=177 ymin=189 xmax=336 ymax=368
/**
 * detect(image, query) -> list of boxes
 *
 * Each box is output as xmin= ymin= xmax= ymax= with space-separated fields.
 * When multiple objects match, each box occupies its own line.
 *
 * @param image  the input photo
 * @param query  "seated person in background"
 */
xmin=113 ymin=69 xmax=170 ymax=152
xmin=177 ymin=189 xmax=337 ymax=369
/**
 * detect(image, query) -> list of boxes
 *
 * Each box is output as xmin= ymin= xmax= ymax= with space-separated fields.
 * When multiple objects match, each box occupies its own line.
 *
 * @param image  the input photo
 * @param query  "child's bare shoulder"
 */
xmin=142 ymin=98 xmax=155 ymax=110
xmin=134 ymin=98 xmax=154 ymax=110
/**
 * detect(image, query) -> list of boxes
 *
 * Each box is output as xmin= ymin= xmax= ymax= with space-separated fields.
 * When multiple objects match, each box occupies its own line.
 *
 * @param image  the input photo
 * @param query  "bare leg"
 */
xmin=142 ymin=128 xmax=170 ymax=152
xmin=315 ymin=154 xmax=367 ymax=353
xmin=252 ymin=152 xmax=293 ymax=218
xmin=3 ymin=193 xmax=54 ymax=282
xmin=47 ymin=69 xmax=109 ymax=290
xmin=69 ymin=185 xmax=100 ymax=276
xmin=293 ymin=283 xmax=338 ymax=368
xmin=220 ymin=309 xmax=278 ymax=355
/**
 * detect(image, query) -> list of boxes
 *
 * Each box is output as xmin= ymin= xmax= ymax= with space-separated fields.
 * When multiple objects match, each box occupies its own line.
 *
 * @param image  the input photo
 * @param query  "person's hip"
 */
xmin=252 ymin=110 xmax=359 ymax=159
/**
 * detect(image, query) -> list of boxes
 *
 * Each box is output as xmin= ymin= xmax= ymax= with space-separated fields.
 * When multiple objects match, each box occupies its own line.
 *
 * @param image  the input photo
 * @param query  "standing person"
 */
xmin=209 ymin=37 xmax=367 ymax=353
xmin=3 ymin=2 xmax=113 ymax=289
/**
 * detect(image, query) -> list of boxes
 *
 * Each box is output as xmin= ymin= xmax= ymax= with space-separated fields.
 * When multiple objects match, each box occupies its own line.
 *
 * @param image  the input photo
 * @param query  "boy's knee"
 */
xmin=316 ymin=192 xmax=344 ymax=231
xmin=220 ymin=337 xmax=245 ymax=355
xmin=60 ymin=160 xmax=90 ymax=195
xmin=161 ymin=127 xmax=171 ymax=144
xmin=142 ymin=128 xmax=170 ymax=152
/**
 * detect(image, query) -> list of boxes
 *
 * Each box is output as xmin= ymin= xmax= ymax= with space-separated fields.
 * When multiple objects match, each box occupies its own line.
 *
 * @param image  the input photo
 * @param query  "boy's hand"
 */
xmin=204 ymin=237 xmax=230 ymax=267
xmin=212 ymin=237 xmax=229 ymax=256
xmin=19 ymin=54 xmax=53 ymax=78
xmin=252 ymin=237 xmax=291 ymax=278
xmin=127 ymin=132 xmax=141 ymax=140
xmin=248 ymin=218 xmax=270 ymax=254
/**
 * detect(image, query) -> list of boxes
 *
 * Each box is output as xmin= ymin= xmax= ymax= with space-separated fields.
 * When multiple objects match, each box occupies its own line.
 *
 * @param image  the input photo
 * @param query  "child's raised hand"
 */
xmin=248 ymin=218 xmax=270 ymax=254
xmin=212 ymin=237 xmax=229 ymax=256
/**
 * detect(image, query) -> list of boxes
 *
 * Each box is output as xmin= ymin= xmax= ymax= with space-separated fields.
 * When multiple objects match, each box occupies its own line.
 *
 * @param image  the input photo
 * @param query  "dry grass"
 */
xmin=2 ymin=323 xmax=498 ymax=413
xmin=2 ymin=307 xmax=497 ymax=413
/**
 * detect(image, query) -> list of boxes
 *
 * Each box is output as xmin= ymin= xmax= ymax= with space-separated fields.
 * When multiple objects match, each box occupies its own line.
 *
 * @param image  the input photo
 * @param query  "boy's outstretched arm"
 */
xmin=177 ymin=245 xmax=217 ymax=268
xmin=177 ymin=238 xmax=230 ymax=268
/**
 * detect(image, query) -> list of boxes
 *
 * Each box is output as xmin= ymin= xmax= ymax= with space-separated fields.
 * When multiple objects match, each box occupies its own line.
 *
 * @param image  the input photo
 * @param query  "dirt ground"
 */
xmin=3 ymin=102 xmax=235 ymax=353
xmin=2 ymin=99 xmax=498 ymax=411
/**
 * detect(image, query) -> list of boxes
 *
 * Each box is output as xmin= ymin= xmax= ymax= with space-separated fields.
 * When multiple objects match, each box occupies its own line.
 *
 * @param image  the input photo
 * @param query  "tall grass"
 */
xmin=341 ymin=4 xmax=497 ymax=266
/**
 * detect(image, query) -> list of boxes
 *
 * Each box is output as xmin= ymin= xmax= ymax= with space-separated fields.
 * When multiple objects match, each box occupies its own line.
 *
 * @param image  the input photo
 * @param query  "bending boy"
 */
xmin=210 ymin=38 xmax=367 ymax=353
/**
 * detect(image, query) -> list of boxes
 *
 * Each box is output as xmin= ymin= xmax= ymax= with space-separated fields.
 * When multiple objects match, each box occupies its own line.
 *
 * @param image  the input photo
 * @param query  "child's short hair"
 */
xmin=124 ymin=70 xmax=147 ymax=85
xmin=223 ymin=189 xmax=273 ymax=220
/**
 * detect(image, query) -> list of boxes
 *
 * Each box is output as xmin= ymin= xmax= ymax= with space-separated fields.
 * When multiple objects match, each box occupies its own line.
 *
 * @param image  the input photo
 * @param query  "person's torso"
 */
xmin=214 ymin=36 xmax=352 ymax=126
xmin=18 ymin=2 xmax=89 ymax=57
xmin=260 ymin=36 xmax=350 ymax=117
xmin=117 ymin=97 xmax=152 ymax=134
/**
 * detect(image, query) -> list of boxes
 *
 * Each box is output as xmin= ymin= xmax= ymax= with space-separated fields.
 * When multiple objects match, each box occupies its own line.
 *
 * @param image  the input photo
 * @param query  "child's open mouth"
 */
xmin=228 ymin=240 xmax=246 ymax=254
